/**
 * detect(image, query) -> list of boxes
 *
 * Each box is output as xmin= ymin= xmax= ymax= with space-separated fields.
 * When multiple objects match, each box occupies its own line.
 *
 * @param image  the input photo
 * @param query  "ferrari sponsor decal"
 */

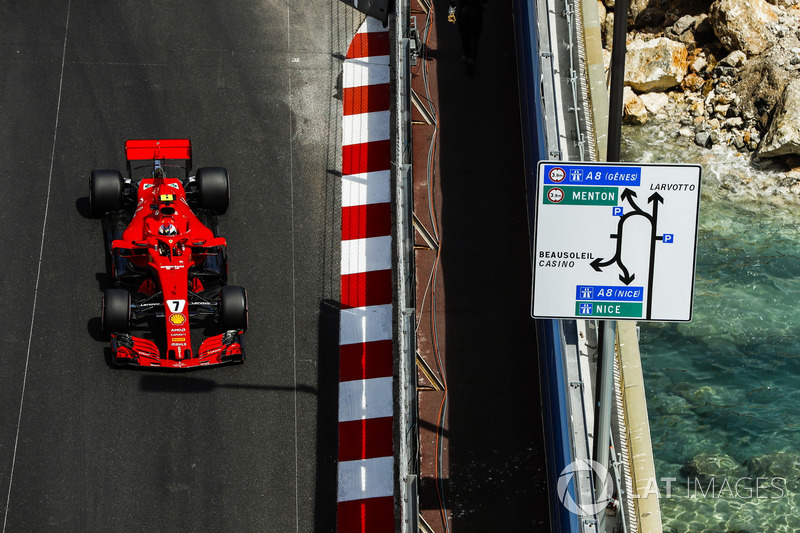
xmin=169 ymin=313 xmax=186 ymax=325
xmin=167 ymin=299 xmax=186 ymax=312
xmin=171 ymin=337 xmax=186 ymax=342
xmin=159 ymin=193 xmax=175 ymax=202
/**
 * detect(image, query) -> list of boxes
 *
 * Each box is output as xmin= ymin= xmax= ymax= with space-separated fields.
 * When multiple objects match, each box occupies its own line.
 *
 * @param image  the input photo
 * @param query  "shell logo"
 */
xmin=169 ymin=313 xmax=186 ymax=325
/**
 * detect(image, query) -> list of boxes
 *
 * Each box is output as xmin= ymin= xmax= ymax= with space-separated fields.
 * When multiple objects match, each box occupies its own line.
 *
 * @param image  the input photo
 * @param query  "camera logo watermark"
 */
xmin=556 ymin=459 xmax=613 ymax=517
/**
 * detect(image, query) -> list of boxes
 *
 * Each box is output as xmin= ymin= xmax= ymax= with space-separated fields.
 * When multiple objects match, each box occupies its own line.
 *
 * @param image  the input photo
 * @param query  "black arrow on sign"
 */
xmin=590 ymin=215 xmax=637 ymax=286
xmin=645 ymin=192 xmax=664 ymax=320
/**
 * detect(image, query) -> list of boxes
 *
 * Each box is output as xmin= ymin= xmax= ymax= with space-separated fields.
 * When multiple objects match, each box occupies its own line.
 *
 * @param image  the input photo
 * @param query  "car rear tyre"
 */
xmin=102 ymin=288 xmax=131 ymax=334
xmin=90 ymin=170 xmax=124 ymax=216
xmin=220 ymin=285 xmax=248 ymax=331
xmin=196 ymin=167 xmax=229 ymax=215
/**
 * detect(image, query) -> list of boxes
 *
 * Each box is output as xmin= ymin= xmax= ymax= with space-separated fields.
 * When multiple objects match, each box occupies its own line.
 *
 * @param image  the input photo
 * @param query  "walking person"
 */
xmin=449 ymin=0 xmax=485 ymax=66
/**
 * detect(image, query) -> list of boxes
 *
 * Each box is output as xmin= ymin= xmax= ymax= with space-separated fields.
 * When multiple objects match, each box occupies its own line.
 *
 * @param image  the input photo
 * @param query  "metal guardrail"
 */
xmin=563 ymin=0 xmax=590 ymax=161
xmin=394 ymin=1 xmax=419 ymax=532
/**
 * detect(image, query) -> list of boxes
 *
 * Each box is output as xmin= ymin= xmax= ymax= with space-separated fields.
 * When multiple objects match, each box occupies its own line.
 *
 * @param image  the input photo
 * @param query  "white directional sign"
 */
xmin=531 ymin=161 xmax=701 ymax=321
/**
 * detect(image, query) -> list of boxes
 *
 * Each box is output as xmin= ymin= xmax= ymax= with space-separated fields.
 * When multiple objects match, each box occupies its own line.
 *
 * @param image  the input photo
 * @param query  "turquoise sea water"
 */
xmin=622 ymin=125 xmax=800 ymax=532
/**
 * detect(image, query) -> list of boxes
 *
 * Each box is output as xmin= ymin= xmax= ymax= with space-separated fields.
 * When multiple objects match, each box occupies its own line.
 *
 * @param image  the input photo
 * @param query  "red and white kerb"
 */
xmin=338 ymin=17 xmax=395 ymax=532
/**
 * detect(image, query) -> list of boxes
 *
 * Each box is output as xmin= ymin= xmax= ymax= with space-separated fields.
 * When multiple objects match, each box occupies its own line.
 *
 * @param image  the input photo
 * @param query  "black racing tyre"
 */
xmin=90 ymin=170 xmax=124 ymax=216
xmin=196 ymin=167 xmax=230 ymax=215
xmin=102 ymin=288 xmax=131 ymax=334
xmin=220 ymin=285 xmax=248 ymax=331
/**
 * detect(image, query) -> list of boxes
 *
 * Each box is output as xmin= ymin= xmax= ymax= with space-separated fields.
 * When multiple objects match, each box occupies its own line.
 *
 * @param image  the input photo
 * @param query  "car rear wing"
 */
xmin=125 ymin=139 xmax=193 ymax=175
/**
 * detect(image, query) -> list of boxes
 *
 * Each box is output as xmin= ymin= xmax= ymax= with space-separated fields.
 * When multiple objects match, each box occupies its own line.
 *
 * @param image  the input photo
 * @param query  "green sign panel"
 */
xmin=543 ymin=186 xmax=618 ymax=206
xmin=574 ymin=301 xmax=644 ymax=318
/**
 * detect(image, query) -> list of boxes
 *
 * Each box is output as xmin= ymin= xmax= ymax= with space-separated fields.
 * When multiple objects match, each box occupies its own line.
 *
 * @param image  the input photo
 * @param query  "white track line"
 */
xmin=2 ymin=2 xmax=71 ymax=532
xmin=286 ymin=6 xmax=301 ymax=533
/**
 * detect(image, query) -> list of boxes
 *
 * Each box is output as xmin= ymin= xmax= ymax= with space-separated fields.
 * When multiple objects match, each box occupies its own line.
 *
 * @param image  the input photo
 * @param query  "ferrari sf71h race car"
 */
xmin=91 ymin=139 xmax=248 ymax=368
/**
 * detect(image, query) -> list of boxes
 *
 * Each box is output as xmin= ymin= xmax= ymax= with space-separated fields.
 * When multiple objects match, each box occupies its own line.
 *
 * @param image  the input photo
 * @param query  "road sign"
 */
xmin=531 ymin=161 xmax=701 ymax=321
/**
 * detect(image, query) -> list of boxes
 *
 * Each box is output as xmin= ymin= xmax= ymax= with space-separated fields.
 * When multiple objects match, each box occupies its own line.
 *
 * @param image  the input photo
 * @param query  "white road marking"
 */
xmin=3 ymin=2 xmax=71 ymax=532
xmin=342 ymin=110 xmax=391 ymax=145
xmin=338 ymin=377 xmax=393 ymax=422
xmin=340 ymin=235 xmax=393 ymax=274
xmin=287 ymin=6 xmax=300 ymax=533
xmin=339 ymin=305 xmax=393 ymax=346
xmin=341 ymin=170 xmax=391 ymax=207
xmin=342 ymin=56 xmax=391 ymax=88
xmin=337 ymin=456 xmax=394 ymax=502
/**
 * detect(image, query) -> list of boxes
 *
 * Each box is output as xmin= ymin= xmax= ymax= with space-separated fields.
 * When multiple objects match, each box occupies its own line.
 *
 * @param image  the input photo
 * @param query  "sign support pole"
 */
xmin=593 ymin=319 xmax=616 ymax=529
xmin=596 ymin=2 xmax=627 ymax=521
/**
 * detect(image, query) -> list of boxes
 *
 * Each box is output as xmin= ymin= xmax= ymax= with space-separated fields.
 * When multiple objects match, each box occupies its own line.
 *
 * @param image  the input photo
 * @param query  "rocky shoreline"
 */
xmin=603 ymin=0 xmax=800 ymax=200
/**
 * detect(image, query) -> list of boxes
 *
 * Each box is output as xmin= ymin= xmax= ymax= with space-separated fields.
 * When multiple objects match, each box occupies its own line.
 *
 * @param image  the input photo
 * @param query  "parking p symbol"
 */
xmin=663 ymin=234 xmax=674 ymax=243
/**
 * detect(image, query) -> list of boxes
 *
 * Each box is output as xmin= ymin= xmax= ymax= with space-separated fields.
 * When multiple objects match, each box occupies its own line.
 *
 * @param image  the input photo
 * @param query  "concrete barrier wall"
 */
xmin=616 ymin=321 xmax=662 ymax=532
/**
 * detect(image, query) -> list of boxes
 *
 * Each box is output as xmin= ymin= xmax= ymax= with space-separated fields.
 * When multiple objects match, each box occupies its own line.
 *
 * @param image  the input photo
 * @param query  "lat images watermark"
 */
xmin=557 ymin=460 xmax=788 ymax=517
xmin=653 ymin=476 xmax=787 ymax=500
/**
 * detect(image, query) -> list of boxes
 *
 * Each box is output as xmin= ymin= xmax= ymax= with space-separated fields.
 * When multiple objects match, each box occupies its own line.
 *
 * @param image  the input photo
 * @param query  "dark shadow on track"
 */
xmin=138 ymin=374 xmax=319 ymax=394
xmin=88 ymin=317 xmax=105 ymax=342
xmin=76 ymin=196 xmax=92 ymax=219
xmin=314 ymin=298 xmax=341 ymax=532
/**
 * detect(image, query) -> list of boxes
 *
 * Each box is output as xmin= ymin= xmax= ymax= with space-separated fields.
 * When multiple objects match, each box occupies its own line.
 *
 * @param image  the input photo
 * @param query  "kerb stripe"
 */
xmin=347 ymin=31 xmax=390 ymax=59
xmin=343 ymin=84 xmax=391 ymax=116
xmin=341 ymin=269 xmax=393 ymax=309
xmin=339 ymin=340 xmax=393 ymax=382
xmin=342 ymin=139 xmax=391 ymax=176
xmin=337 ymin=496 xmax=395 ymax=532
xmin=338 ymin=16 xmax=394 ymax=532
xmin=339 ymin=416 xmax=394 ymax=462
xmin=342 ymin=203 xmax=392 ymax=241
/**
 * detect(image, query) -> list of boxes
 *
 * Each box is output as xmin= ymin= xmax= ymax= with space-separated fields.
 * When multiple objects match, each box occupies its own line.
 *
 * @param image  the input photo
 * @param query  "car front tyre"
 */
xmin=220 ymin=285 xmax=248 ymax=331
xmin=90 ymin=169 xmax=124 ymax=217
xmin=102 ymin=288 xmax=131 ymax=334
xmin=196 ymin=167 xmax=230 ymax=215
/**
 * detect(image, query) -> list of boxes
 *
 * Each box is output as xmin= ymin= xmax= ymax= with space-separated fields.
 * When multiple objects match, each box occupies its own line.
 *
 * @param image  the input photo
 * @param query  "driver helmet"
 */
xmin=158 ymin=223 xmax=178 ymax=236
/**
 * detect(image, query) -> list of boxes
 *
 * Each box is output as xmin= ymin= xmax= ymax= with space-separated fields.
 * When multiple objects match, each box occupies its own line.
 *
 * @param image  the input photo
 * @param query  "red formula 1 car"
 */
xmin=91 ymin=139 xmax=247 ymax=368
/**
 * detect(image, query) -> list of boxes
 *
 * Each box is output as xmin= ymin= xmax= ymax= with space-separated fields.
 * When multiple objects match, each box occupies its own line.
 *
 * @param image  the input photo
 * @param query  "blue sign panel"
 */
xmin=575 ymin=285 xmax=644 ymax=302
xmin=544 ymin=164 xmax=641 ymax=187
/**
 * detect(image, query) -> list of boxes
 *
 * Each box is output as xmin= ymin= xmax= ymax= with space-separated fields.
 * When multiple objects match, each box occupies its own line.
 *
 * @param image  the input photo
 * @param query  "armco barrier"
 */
xmin=394 ymin=0 xmax=419 ymax=532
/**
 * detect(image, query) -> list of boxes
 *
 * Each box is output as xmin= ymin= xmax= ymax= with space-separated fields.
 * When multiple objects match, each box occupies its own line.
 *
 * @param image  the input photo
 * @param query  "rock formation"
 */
xmin=625 ymin=37 xmax=688 ymax=92
xmin=605 ymin=0 xmax=800 ymax=166
xmin=710 ymin=0 xmax=779 ymax=56
xmin=756 ymin=78 xmax=800 ymax=157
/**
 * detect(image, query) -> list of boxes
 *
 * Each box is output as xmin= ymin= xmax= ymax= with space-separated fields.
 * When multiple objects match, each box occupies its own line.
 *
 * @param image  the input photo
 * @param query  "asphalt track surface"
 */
xmin=0 ymin=2 xmax=361 ymax=531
